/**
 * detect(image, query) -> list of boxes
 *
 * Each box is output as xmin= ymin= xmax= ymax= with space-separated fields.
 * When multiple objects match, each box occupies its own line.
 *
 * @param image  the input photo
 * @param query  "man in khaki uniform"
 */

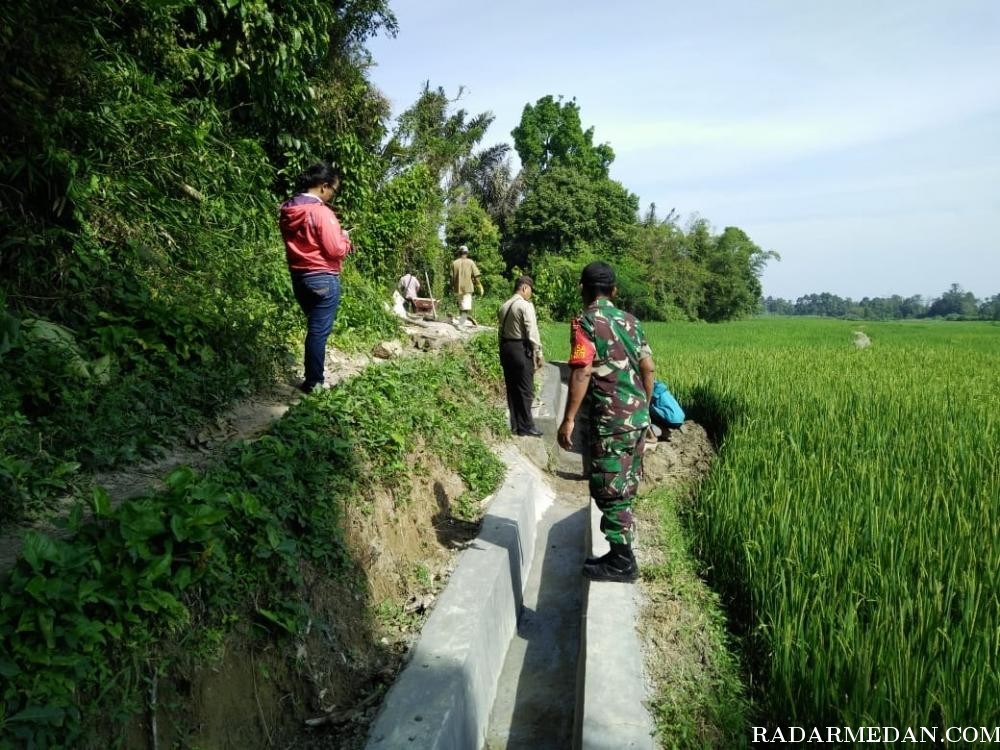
xmin=450 ymin=245 xmax=484 ymax=326
xmin=498 ymin=276 xmax=544 ymax=436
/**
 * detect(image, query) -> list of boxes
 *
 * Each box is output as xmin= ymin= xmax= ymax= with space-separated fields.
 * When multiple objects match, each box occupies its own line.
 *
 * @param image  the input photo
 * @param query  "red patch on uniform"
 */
xmin=568 ymin=319 xmax=595 ymax=366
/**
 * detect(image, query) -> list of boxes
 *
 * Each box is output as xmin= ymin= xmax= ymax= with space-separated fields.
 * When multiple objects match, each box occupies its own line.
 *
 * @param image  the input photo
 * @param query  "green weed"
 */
xmin=0 ymin=341 xmax=506 ymax=746
xmin=639 ymin=487 xmax=748 ymax=749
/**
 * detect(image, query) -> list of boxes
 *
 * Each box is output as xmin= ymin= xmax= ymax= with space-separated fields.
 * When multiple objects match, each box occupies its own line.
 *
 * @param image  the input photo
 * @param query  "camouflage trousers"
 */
xmin=588 ymin=429 xmax=646 ymax=545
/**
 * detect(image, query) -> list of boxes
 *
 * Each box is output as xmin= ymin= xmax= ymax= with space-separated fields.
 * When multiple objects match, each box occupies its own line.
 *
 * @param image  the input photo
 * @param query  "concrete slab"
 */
xmin=485 ymin=486 xmax=588 ymax=749
xmin=575 ymin=501 xmax=657 ymax=750
xmin=366 ymin=449 xmax=553 ymax=750
xmin=511 ymin=433 xmax=550 ymax=472
xmin=368 ymin=359 xmax=655 ymax=750
xmin=532 ymin=362 xmax=565 ymax=442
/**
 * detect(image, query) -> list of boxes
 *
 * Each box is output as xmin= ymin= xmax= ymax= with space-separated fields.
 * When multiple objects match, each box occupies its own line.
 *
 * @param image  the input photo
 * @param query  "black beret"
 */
xmin=580 ymin=261 xmax=616 ymax=287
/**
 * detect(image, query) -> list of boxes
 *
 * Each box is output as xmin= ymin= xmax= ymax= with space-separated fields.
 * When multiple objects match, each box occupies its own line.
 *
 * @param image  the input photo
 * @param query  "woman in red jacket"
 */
xmin=279 ymin=163 xmax=353 ymax=392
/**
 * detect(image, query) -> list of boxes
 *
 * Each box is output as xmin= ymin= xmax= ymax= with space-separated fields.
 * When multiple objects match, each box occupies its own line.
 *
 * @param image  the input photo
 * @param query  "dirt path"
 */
xmin=0 ymin=318 xmax=491 ymax=575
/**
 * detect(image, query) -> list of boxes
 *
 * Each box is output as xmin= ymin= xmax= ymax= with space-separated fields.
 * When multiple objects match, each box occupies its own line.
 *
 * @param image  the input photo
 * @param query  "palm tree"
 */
xmin=458 ymin=146 xmax=523 ymax=238
xmin=387 ymin=82 xmax=494 ymax=191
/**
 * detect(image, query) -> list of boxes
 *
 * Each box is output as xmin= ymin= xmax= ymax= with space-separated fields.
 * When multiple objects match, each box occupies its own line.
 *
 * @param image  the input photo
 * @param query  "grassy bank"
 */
xmin=0 ymin=268 xmax=402 ymax=528
xmin=638 ymin=487 xmax=748 ymax=749
xmin=0 ymin=337 xmax=505 ymax=747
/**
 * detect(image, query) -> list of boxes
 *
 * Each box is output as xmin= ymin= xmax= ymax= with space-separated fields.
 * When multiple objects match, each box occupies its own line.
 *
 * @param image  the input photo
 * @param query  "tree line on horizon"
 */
xmin=763 ymin=284 xmax=1000 ymax=321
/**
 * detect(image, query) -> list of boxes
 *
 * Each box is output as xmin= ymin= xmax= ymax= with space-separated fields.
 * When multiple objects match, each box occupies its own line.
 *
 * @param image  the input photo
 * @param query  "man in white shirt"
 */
xmin=498 ymin=276 xmax=544 ymax=436
xmin=397 ymin=271 xmax=420 ymax=312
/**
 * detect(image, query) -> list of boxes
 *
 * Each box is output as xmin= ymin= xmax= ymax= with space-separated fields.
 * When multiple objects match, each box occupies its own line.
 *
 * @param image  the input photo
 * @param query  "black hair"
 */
xmin=294 ymin=162 xmax=341 ymax=193
xmin=514 ymin=275 xmax=534 ymax=292
xmin=583 ymin=283 xmax=615 ymax=303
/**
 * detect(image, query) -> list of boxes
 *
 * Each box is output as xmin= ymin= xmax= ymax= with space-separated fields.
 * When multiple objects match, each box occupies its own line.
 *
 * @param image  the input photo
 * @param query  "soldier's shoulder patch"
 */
xmin=568 ymin=318 xmax=595 ymax=367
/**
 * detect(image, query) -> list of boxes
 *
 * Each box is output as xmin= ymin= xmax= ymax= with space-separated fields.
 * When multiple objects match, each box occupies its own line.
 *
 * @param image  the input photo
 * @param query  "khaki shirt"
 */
xmin=450 ymin=257 xmax=482 ymax=295
xmin=498 ymin=295 xmax=542 ymax=350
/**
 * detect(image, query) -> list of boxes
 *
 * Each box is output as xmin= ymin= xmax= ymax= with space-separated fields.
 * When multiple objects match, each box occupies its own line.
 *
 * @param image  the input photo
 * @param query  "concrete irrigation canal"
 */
xmin=366 ymin=363 xmax=656 ymax=750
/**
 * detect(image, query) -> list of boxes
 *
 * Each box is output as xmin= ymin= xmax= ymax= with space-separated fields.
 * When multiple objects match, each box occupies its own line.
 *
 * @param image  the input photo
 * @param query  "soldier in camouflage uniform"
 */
xmin=557 ymin=261 xmax=655 ymax=582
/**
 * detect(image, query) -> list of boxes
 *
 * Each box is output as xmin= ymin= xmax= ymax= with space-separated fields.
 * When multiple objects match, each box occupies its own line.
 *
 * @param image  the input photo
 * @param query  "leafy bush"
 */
xmin=0 ymin=341 xmax=505 ymax=746
xmin=0 ymin=0 xmax=415 ymax=524
xmin=530 ymin=250 xmax=597 ymax=320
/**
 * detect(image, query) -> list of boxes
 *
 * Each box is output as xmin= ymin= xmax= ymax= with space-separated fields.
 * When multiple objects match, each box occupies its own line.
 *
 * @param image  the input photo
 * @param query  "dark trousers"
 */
xmin=291 ymin=271 xmax=341 ymax=388
xmin=499 ymin=339 xmax=536 ymax=433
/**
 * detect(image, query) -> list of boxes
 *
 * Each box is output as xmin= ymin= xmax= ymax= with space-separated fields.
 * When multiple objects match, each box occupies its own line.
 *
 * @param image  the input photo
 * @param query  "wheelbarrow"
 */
xmin=410 ymin=296 xmax=439 ymax=319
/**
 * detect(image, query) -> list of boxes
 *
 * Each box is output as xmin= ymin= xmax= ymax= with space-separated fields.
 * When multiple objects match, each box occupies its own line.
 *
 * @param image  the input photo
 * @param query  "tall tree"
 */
xmin=928 ymin=283 xmax=978 ymax=318
xmin=458 ymin=144 xmax=523 ymax=238
xmin=507 ymin=94 xmax=636 ymax=268
xmin=763 ymin=296 xmax=794 ymax=315
xmin=379 ymin=83 xmax=504 ymax=285
xmin=979 ymin=294 xmax=1000 ymax=321
xmin=387 ymin=83 xmax=494 ymax=192
xmin=511 ymin=95 xmax=614 ymax=179
xmin=509 ymin=164 xmax=638 ymax=266
xmin=698 ymin=227 xmax=777 ymax=322
xmin=623 ymin=216 xmax=707 ymax=320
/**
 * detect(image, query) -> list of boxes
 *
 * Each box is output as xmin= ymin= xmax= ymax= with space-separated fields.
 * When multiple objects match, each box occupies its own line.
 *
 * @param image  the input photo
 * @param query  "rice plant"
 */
xmin=543 ymin=317 xmax=1000 ymax=727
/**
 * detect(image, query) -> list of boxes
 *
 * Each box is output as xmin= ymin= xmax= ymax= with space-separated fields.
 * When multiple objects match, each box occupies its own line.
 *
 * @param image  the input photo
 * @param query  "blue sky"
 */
xmin=366 ymin=1 xmax=1000 ymax=301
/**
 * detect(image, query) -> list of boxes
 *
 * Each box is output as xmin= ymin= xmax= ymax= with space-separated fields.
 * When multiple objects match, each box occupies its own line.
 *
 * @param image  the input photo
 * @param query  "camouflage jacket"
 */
xmin=568 ymin=298 xmax=652 ymax=436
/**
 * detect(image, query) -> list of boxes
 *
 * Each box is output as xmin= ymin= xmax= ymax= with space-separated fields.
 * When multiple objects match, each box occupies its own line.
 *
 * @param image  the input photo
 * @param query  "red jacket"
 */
xmin=279 ymin=194 xmax=353 ymax=273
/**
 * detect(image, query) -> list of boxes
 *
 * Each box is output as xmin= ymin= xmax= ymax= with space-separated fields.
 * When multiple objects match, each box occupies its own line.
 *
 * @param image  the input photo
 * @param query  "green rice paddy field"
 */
xmin=540 ymin=317 xmax=1000 ymax=727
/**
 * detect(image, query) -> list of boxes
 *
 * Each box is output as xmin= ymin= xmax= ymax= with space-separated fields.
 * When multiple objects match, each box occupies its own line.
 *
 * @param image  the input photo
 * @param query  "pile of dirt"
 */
xmin=641 ymin=421 xmax=715 ymax=490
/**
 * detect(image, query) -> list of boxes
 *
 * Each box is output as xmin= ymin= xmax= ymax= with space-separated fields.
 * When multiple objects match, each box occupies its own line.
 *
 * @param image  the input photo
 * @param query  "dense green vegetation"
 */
xmin=0 ymin=337 xmax=506 ymax=746
xmin=0 ymin=0 xmax=408 ymax=525
xmin=545 ymin=317 xmax=1000 ymax=730
xmin=501 ymin=96 xmax=777 ymax=322
xmin=764 ymin=283 xmax=1000 ymax=320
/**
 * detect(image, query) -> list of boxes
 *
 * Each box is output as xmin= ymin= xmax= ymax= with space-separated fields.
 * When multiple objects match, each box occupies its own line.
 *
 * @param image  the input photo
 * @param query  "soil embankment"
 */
xmin=0 ymin=320 xmax=487 ymax=575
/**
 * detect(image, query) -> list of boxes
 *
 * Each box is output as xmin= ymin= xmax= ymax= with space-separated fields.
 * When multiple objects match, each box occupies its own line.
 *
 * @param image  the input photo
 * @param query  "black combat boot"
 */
xmin=582 ymin=542 xmax=637 ymax=583
xmin=584 ymin=517 xmax=612 ymax=564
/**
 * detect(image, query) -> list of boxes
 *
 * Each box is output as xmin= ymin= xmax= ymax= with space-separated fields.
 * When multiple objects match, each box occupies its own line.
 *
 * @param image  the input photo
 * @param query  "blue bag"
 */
xmin=650 ymin=380 xmax=685 ymax=427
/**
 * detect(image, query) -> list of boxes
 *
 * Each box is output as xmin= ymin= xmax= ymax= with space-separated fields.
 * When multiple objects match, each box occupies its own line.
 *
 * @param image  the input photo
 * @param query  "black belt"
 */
xmin=500 ymin=337 xmax=530 ymax=343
